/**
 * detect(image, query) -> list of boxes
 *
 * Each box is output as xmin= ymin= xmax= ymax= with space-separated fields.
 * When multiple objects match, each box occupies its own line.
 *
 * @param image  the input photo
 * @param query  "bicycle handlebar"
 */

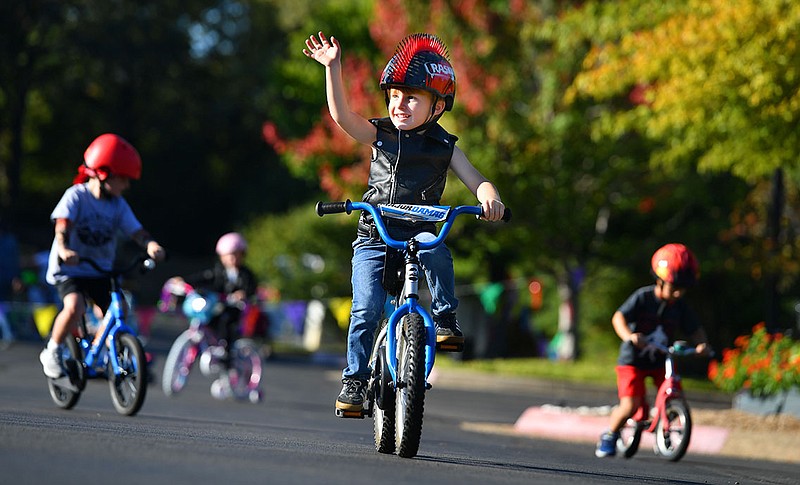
xmin=80 ymin=254 xmax=158 ymax=278
xmin=316 ymin=199 xmax=511 ymax=250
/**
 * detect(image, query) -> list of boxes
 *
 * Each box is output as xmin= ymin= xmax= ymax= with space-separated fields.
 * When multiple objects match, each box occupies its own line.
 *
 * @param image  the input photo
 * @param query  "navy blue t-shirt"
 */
xmin=616 ymin=285 xmax=700 ymax=369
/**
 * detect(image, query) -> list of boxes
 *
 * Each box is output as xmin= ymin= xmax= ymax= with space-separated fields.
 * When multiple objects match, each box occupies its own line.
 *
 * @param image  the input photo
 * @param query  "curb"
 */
xmin=513 ymin=405 xmax=730 ymax=455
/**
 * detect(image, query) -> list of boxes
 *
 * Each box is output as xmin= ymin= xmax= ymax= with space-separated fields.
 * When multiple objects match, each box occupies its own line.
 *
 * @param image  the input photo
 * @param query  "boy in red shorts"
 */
xmin=595 ymin=243 xmax=709 ymax=457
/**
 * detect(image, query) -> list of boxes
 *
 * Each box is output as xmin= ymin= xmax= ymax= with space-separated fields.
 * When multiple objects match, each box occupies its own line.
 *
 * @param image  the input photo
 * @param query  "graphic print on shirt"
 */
xmin=75 ymin=209 xmax=115 ymax=247
xmin=639 ymin=325 xmax=668 ymax=362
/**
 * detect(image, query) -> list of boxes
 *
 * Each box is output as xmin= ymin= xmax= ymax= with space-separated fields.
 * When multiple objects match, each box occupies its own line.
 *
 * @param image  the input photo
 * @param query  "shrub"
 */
xmin=708 ymin=323 xmax=800 ymax=397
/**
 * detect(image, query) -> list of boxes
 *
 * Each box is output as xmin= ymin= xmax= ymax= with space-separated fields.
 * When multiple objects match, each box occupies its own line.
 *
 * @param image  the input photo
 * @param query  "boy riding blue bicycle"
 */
xmin=39 ymin=134 xmax=165 ymax=379
xmin=303 ymin=31 xmax=506 ymax=415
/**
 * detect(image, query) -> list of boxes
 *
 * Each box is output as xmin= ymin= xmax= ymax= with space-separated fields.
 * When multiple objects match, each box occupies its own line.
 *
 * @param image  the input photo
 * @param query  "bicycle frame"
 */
xmin=318 ymin=200 xmax=484 ymax=385
xmin=79 ymin=257 xmax=151 ymax=375
xmin=617 ymin=341 xmax=701 ymax=461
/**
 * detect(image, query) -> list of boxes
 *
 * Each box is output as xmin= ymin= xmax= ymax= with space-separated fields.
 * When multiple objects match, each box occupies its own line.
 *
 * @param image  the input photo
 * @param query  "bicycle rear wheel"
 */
xmin=162 ymin=331 xmax=198 ymax=396
xmin=47 ymin=336 xmax=84 ymax=409
xmin=108 ymin=333 xmax=147 ymax=416
xmin=617 ymin=418 xmax=644 ymax=458
xmin=394 ymin=313 xmax=426 ymax=458
xmin=655 ymin=399 xmax=692 ymax=461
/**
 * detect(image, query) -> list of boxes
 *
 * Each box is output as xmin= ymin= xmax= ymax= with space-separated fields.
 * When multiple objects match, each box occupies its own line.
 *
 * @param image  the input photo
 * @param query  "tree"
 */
xmin=558 ymin=0 xmax=800 ymax=331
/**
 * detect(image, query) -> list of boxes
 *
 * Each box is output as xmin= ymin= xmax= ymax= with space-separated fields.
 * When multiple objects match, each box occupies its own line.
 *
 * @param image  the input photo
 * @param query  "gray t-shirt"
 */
xmin=46 ymin=183 xmax=142 ymax=284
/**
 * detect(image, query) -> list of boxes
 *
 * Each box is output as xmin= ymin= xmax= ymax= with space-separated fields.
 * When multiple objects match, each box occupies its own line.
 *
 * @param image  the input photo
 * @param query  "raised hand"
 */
xmin=303 ymin=31 xmax=340 ymax=67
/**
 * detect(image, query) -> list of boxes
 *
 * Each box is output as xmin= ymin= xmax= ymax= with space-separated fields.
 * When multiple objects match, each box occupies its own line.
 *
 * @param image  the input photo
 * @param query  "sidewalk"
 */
xmin=430 ymin=366 xmax=800 ymax=463
xmin=246 ymin=349 xmax=800 ymax=464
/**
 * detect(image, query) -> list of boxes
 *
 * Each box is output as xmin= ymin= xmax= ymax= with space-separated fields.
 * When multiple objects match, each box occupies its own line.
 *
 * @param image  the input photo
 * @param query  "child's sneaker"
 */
xmin=434 ymin=313 xmax=464 ymax=351
xmin=335 ymin=377 xmax=367 ymax=413
xmin=595 ymin=431 xmax=619 ymax=457
xmin=39 ymin=343 xmax=63 ymax=378
xmin=210 ymin=375 xmax=232 ymax=400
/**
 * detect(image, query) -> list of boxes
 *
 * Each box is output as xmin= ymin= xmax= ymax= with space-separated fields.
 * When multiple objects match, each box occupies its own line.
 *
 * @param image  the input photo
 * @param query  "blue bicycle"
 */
xmin=46 ymin=254 xmax=157 ymax=416
xmin=316 ymin=200 xmax=510 ymax=458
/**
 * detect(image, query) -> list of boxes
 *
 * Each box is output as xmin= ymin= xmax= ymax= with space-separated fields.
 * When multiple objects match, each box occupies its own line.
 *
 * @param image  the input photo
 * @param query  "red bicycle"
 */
xmin=616 ymin=340 xmax=706 ymax=462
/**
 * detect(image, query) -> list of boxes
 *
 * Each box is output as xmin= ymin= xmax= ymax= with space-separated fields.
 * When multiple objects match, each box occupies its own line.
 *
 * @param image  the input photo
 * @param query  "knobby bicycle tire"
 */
xmin=395 ymin=313 xmax=426 ymax=458
xmin=371 ymin=319 xmax=395 ymax=454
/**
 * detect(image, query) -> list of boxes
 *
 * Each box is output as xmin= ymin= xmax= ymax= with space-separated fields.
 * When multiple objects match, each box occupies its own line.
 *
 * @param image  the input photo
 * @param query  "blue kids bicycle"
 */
xmin=316 ymin=200 xmax=510 ymax=458
xmin=46 ymin=254 xmax=157 ymax=416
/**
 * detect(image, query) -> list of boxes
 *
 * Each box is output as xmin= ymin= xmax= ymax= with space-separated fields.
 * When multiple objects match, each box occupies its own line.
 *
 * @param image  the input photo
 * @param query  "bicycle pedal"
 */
xmin=335 ymin=408 xmax=367 ymax=419
xmin=435 ymin=341 xmax=464 ymax=352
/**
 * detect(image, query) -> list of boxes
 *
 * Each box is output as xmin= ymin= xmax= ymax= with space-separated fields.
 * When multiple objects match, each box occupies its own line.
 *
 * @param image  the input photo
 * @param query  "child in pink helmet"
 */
xmin=167 ymin=232 xmax=258 ymax=397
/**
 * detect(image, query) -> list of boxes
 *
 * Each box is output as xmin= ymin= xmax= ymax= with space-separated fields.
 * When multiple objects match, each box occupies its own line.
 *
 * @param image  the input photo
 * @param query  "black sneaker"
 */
xmin=335 ymin=377 xmax=367 ymax=412
xmin=435 ymin=313 xmax=464 ymax=351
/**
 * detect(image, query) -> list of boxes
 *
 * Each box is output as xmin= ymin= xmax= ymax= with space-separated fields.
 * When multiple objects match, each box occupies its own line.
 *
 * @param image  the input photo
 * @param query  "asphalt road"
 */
xmin=1 ymin=323 xmax=797 ymax=485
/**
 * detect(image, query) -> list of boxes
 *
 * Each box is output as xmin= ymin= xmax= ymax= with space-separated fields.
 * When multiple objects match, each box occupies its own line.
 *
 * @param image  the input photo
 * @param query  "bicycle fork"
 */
xmin=385 ymin=240 xmax=436 ymax=386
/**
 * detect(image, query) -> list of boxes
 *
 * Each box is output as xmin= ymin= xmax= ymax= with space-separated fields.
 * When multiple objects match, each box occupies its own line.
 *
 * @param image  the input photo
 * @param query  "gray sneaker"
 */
xmin=335 ymin=377 xmax=367 ymax=412
xmin=434 ymin=313 xmax=464 ymax=351
xmin=39 ymin=346 xmax=63 ymax=378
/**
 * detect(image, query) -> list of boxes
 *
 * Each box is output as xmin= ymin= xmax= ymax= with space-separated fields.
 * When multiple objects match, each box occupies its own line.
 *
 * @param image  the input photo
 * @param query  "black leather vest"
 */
xmin=357 ymin=117 xmax=457 ymax=239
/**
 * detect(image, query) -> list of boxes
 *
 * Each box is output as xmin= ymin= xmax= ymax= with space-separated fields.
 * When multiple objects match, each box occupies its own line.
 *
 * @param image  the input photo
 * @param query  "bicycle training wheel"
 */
xmin=230 ymin=338 xmax=262 ymax=402
xmin=108 ymin=333 xmax=148 ymax=416
xmin=161 ymin=331 xmax=197 ymax=396
xmin=394 ymin=313 xmax=427 ymax=458
xmin=655 ymin=399 xmax=692 ymax=461
xmin=616 ymin=418 xmax=644 ymax=458
xmin=46 ymin=336 xmax=84 ymax=410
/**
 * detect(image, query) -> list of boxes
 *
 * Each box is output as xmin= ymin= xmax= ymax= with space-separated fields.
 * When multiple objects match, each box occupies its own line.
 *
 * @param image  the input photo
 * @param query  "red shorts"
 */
xmin=615 ymin=365 xmax=664 ymax=399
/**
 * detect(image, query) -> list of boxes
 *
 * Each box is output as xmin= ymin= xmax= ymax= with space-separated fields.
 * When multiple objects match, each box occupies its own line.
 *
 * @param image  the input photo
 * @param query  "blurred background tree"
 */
xmin=2 ymin=0 xmax=798 ymax=361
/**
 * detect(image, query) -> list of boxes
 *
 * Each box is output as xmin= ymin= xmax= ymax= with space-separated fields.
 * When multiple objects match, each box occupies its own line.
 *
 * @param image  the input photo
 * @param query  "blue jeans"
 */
xmin=343 ymin=232 xmax=456 ymax=379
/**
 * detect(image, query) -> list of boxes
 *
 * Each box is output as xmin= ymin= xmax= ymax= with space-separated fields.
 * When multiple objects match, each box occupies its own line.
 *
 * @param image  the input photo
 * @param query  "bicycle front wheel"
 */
xmin=394 ymin=313 xmax=427 ymax=458
xmin=162 ymin=331 xmax=198 ymax=396
xmin=108 ymin=333 xmax=147 ymax=416
xmin=655 ymin=399 xmax=692 ymax=461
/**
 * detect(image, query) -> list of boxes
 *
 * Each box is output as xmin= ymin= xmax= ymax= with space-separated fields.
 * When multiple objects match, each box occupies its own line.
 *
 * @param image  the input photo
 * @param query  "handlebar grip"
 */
xmin=315 ymin=200 xmax=350 ymax=217
xmin=502 ymin=208 xmax=512 ymax=222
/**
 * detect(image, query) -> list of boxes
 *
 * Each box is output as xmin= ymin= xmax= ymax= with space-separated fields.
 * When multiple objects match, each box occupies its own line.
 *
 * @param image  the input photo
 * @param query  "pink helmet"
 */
xmin=216 ymin=232 xmax=247 ymax=255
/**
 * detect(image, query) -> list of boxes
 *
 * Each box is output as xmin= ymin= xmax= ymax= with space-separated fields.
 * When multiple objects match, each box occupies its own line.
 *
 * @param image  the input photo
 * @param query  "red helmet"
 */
xmin=216 ymin=232 xmax=247 ymax=256
xmin=84 ymin=134 xmax=142 ymax=180
xmin=379 ymin=33 xmax=456 ymax=111
xmin=651 ymin=243 xmax=699 ymax=287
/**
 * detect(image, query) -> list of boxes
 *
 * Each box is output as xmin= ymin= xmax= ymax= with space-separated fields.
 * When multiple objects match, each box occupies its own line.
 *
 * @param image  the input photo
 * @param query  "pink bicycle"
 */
xmin=617 ymin=340 xmax=705 ymax=462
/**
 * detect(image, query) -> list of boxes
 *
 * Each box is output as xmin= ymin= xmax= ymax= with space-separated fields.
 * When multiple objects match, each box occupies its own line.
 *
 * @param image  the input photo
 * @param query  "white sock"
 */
xmin=47 ymin=339 xmax=59 ymax=351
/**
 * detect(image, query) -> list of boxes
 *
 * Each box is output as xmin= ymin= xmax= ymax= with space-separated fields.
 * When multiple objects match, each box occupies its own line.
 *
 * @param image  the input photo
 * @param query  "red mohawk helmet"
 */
xmin=651 ymin=243 xmax=699 ymax=288
xmin=379 ymin=33 xmax=456 ymax=111
xmin=83 ymin=133 xmax=142 ymax=181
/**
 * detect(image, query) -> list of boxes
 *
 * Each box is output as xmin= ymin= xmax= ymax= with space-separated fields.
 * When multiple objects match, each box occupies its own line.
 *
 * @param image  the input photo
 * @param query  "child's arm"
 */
xmin=449 ymin=146 xmax=505 ymax=221
xmin=304 ymin=32 xmax=375 ymax=145
xmin=132 ymin=229 xmax=166 ymax=261
xmin=54 ymin=218 xmax=79 ymax=265
xmin=689 ymin=327 xmax=709 ymax=354
xmin=612 ymin=310 xmax=644 ymax=347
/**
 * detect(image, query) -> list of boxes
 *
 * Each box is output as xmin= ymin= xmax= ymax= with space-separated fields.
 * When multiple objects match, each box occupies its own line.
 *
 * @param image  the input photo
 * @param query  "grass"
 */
xmin=435 ymin=353 xmax=722 ymax=394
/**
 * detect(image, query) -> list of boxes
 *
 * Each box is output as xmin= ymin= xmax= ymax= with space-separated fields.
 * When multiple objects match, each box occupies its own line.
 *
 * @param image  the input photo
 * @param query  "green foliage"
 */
xmin=563 ymin=0 xmax=800 ymax=181
xmin=244 ymin=203 xmax=356 ymax=300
